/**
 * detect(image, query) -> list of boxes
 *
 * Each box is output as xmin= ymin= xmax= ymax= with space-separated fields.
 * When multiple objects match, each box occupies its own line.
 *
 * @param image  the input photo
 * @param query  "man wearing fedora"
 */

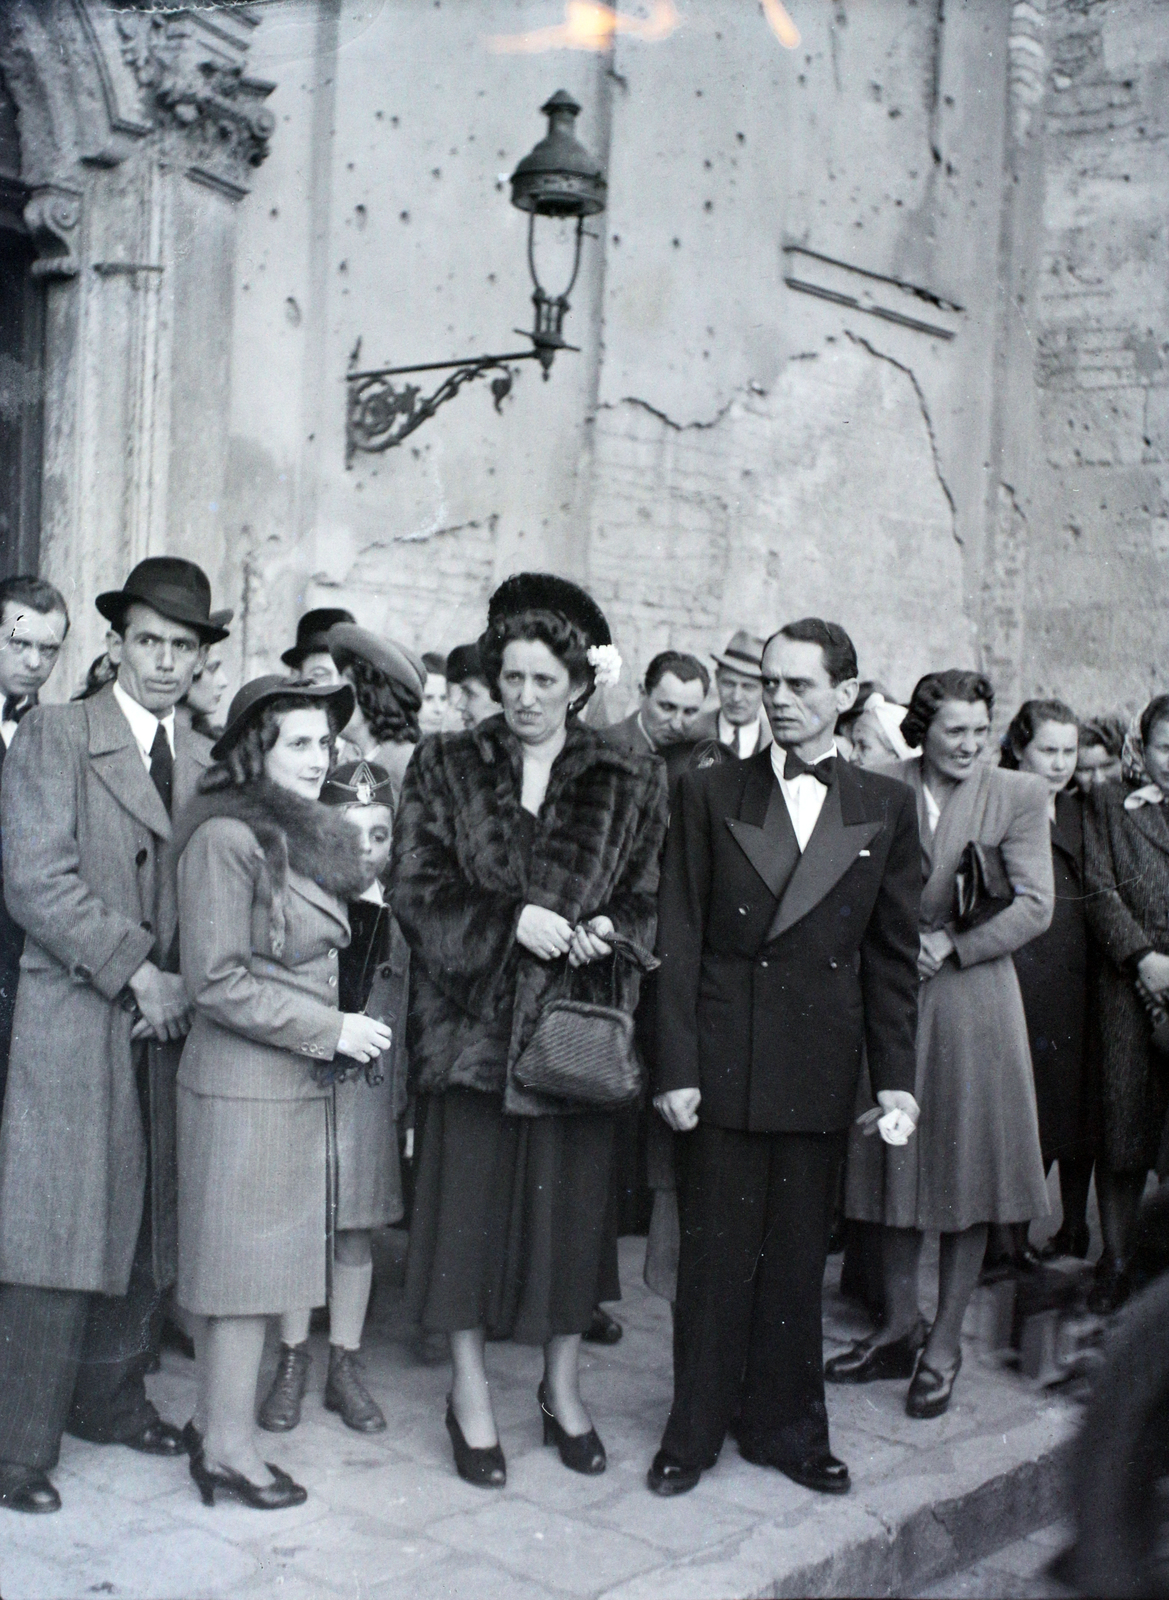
xmin=282 ymin=606 xmax=355 ymax=685
xmin=0 ymin=557 xmax=230 ymax=1514
xmin=691 ymin=630 xmax=773 ymax=759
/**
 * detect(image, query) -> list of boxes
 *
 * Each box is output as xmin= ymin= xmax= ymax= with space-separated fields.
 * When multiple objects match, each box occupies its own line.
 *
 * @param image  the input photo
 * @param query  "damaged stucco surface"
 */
xmin=217 ymin=0 xmax=1166 ymax=716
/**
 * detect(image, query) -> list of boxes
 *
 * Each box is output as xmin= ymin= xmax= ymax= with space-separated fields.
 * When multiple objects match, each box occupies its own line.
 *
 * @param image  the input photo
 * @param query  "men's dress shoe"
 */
xmin=738 ymin=1442 xmax=851 ymax=1495
xmin=123 ymin=1419 xmax=185 ymax=1457
xmin=0 ymin=1465 xmax=61 ymax=1513
xmin=646 ymin=1449 xmax=703 ymax=1496
xmin=325 ymin=1346 xmax=386 ymax=1433
xmin=258 ymin=1341 xmax=311 ymax=1432
xmin=825 ymin=1317 xmax=928 ymax=1383
xmin=583 ymin=1306 xmax=623 ymax=1345
xmin=906 ymin=1348 xmax=963 ymax=1419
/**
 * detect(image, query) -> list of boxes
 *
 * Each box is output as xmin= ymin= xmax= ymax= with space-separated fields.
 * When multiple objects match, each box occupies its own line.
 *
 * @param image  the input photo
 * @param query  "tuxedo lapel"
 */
xmin=767 ymin=767 xmax=881 ymax=941
xmin=725 ymin=753 xmax=800 ymax=901
xmin=86 ymin=686 xmax=172 ymax=840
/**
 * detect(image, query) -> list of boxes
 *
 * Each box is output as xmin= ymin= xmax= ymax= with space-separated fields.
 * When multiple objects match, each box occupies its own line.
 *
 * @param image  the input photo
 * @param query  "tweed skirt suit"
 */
xmin=175 ymin=814 xmax=348 ymax=1316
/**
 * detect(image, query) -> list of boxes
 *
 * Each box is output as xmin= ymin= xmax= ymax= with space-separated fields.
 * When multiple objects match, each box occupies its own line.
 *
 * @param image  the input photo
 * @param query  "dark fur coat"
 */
xmin=390 ymin=717 xmax=668 ymax=1114
xmin=174 ymin=779 xmax=371 ymax=957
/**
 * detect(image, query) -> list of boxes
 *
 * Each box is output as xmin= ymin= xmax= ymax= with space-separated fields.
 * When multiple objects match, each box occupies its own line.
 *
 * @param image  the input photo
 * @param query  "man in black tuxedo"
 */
xmin=648 ymin=618 xmax=921 ymax=1497
xmin=0 ymin=576 xmax=70 ymax=1116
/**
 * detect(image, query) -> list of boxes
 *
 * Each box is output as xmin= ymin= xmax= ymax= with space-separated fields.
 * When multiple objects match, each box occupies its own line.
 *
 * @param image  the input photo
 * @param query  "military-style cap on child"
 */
xmin=320 ymin=760 xmax=395 ymax=809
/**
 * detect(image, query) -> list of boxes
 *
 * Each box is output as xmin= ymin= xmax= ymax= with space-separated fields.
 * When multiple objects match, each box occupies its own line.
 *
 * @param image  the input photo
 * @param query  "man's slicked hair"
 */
xmin=644 ymin=650 xmax=710 ymax=698
xmin=0 ymin=574 xmax=70 ymax=637
xmin=767 ymin=618 xmax=858 ymax=686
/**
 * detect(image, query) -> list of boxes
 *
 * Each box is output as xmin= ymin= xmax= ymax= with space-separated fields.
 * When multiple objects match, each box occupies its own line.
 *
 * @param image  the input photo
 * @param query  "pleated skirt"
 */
xmin=846 ymin=955 xmax=1050 ymax=1232
xmin=405 ymin=1087 xmax=619 ymax=1344
xmin=177 ymin=1086 xmax=328 ymax=1316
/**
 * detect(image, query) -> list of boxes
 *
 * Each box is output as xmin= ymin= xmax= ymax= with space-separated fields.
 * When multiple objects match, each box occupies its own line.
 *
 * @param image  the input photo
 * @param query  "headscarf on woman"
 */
xmin=1122 ymin=708 xmax=1165 ymax=811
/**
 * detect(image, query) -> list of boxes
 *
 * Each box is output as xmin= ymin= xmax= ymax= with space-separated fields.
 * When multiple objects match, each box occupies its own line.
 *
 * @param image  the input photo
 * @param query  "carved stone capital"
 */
xmin=24 ymin=184 xmax=83 ymax=279
xmin=116 ymin=8 xmax=275 ymax=199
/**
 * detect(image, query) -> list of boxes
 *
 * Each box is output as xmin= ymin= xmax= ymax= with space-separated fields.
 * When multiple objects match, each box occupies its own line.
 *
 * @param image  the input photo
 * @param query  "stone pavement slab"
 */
xmin=0 ymin=1236 xmax=1077 ymax=1600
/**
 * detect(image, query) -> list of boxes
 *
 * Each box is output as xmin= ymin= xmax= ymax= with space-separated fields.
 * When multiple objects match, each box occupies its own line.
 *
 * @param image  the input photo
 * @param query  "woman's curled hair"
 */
xmin=347 ymin=655 xmax=420 ymax=746
xmin=478 ymin=608 xmax=595 ymax=710
xmin=901 ymin=669 xmax=995 ymax=752
xmin=1000 ymin=698 xmax=1078 ymax=769
xmin=199 ymin=694 xmax=346 ymax=791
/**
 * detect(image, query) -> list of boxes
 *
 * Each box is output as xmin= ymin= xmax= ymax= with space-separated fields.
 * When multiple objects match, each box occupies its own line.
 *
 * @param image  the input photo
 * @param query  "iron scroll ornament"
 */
xmin=346 ymin=348 xmax=538 ymax=462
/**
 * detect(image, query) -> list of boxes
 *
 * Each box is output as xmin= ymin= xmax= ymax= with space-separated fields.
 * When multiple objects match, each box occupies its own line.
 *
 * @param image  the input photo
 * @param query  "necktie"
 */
xmin=784 ymin=749 xmax=835 ymax=785
xmin=2 ymin=696 xmax=31 ymax=725
xmin=149 ymin=723 xmax=173 ymax=815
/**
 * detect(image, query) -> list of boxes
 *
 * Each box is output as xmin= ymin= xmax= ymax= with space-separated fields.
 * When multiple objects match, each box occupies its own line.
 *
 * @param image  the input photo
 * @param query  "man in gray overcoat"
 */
xmin=0 ymin=558 xmax=229 ymax=1514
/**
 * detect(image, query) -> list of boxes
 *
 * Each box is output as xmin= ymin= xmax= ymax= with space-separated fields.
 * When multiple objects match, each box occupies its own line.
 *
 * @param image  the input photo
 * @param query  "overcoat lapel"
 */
xmin=768 ymin=765 xmax=881 ymax=941
xmin=726 ymin=753 xmax=800 ymax=900
xmin=1123 ymin=793 xmax=1169 ymax=858
xmin=1051 ymin=790 xmax=1083 ymax=879
xmin=87 ymin=685 xmax=172 ymax=840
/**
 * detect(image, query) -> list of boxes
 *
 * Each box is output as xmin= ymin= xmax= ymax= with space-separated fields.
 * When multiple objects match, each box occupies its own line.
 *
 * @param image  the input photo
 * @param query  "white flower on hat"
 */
xmin=587 ymin=643 xmax=622 ymax=689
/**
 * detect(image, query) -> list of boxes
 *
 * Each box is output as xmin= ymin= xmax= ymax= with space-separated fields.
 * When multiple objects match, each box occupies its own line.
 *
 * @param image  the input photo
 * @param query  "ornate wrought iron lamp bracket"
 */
xmin=345 ymin=91 xmax=604 ymax=464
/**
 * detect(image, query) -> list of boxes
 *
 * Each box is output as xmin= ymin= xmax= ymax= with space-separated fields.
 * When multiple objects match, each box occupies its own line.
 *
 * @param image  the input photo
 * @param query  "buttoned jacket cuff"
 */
xmin=87 ymin=925 xmax=159 ymax=1001
xmin=297 ymin=1010 xmax=346 ymax=1063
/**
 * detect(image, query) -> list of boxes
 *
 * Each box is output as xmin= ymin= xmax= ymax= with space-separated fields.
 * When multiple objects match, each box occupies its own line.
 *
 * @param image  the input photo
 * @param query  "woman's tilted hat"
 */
xmin=487 ymin=572 xmax=612 ymax=649
xmin=211 ymin=674 xmax=355 ymax=761
xmin=96 ymin=557 xmax=232 ymax=643
xmin=281 ymin=607 xmax=356 ymax=669
xmin=327 ymin=624 xmax=426 ymax=709
xmin=321 ymin=760 xmax=395 ymax=809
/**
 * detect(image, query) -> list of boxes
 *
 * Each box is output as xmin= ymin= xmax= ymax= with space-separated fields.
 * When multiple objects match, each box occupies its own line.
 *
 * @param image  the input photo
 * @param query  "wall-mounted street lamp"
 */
xmin=346 ymin=90 xmax=606 ymax=462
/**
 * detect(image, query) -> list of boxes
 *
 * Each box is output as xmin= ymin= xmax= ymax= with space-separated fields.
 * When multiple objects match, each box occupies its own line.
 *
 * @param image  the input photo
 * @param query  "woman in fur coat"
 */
xmin=391 ymin=574 xmax=667 ymax=1490
xmin=173 ymin=677 xmax=391 ymax=1509
xmin=1084 ymin=696 xmax=1169 ymax=1311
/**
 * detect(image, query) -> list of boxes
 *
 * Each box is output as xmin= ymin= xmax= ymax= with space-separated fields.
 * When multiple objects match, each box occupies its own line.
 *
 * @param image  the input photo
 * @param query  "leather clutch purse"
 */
xmin=953 ymin=840 xmax=1015 ymax=932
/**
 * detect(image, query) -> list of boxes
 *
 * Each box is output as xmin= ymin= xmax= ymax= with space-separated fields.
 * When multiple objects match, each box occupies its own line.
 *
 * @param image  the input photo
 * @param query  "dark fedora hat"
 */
xmin=327 ymin=623 xmax=426 ymax=707
xmin=281 ymin=607 xmax=356 ymax=670
xmin=486 ymin=572 xmax=611 ymax=649
xmin=211 ymin=674 xmax=355 ymax=762
xmin=96 ymin=557 xmax=232 ymax=643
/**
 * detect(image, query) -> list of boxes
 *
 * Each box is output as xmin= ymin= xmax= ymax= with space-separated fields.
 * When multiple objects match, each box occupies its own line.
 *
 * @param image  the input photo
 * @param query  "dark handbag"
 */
xmin=953 ymin=840 xmax=1015 ymax=932
xmin=513 ymin=931 xmax=660 ymax=1109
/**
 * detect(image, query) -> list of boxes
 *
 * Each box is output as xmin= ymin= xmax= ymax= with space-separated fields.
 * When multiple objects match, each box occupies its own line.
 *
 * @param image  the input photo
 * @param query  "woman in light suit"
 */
xmin=174 ymin=677 xmax=391 ymax=1509
xmin=830 ymin=670 xmax=1053 ymax=1416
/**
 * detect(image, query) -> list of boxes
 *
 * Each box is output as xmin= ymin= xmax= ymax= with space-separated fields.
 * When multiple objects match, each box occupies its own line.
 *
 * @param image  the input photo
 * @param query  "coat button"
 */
xmin=829 ymin=958 xmax=838 ymax=970
xmin=74 ymin=963 xmax=92 ymax=982
xmin=738 ymin=906 xmax=747 ymax=915
xmin=328 ymin=949 xmax=338 ymax=959
xmin=328 ymin=976 xmax=337 ymax=988
xmin=759 ymin=959 xmax=768 ymax=969
xmin=136 ymin=848 xmax=148 ymax=867
xmin=141 ymin=920 xmax=153 ymax=934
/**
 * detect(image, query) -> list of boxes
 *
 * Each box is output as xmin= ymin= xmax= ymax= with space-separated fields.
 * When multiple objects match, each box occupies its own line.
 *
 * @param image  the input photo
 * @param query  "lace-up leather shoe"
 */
xmin=258 ymin=1341 xmax=311 ymax=1432
xmin=0 ymin=1465 xmax=60 ymax=1513
xmin=325 ymin=1346 xmax=386 ymax=1433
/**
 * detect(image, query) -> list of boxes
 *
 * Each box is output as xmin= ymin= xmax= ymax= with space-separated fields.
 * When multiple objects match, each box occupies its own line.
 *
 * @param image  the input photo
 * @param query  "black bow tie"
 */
xmin=2 ymin=695 xmax=32 ymax=726
xmin=783 ymin=750 xmax=835 ymax=785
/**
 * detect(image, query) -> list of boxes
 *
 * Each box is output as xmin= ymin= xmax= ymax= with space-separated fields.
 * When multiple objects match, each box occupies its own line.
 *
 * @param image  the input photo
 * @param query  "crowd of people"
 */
xmin=0 ymin=556 xmax=1158 ymax=1518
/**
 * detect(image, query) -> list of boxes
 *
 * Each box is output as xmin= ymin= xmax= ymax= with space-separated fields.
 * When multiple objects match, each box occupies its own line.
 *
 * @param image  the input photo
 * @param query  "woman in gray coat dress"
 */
xmin=831 ymin=671 xmax=1053 ymax=1417
xmin=1083 ymin=696 xmax=1169 ymax=1311
xmin=174 ymin=678 xmax=391 ymax=1509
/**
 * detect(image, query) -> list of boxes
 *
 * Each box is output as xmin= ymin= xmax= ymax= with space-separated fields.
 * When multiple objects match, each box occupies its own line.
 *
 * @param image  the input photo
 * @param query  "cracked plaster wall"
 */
xmin=1010 ymin=0 xmax=1169 ymax=716
xmin=223 ymin=1 xmax=1011 ymax=699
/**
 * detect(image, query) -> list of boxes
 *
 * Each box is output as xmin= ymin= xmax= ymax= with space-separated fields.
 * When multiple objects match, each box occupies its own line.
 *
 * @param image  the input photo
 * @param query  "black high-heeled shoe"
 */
xmin=538 ymin=1382 xmax=606 ymax=1475
xmin=189 ymin=1452 xmax=307 ymax=1509
xmin=445 ymin=1396 xmax=506 ymax=1488
xmin=906 ymin=1347 xmax=963 ymax=1419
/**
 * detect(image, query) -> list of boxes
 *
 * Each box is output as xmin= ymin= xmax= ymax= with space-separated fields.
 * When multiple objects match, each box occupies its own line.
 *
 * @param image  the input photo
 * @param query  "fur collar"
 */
xmin=175 ymin=779 xmax=371 ymax=904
